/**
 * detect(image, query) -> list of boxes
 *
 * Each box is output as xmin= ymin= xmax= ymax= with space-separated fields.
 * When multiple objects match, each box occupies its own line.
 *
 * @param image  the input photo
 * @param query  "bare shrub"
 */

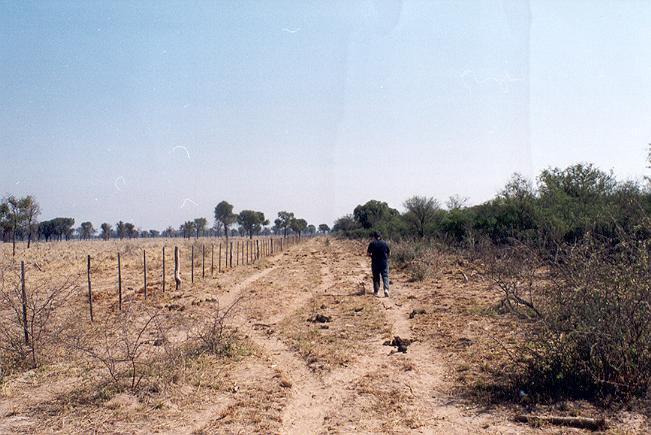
xmin=0 ymin=263 xmax=79 ymax=371
xmin=392 ymin=241 xmax=419 ymax=267
xmin=482 ymin=233 xmax=651 ymax=400
xmin=408 ymin=261 xmax=430 ymax=282
xmin=67 ymin=307 xmax=170 ymax=391
xmin=483 ymin=242 xmax=543 ymax=319
xmin=192 ymin=297 xmax=242 ymax=356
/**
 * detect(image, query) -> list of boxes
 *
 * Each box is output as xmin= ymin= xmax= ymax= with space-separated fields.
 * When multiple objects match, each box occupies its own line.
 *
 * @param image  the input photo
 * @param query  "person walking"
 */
xmin=367 ymin=231 xmax=390 ymax=297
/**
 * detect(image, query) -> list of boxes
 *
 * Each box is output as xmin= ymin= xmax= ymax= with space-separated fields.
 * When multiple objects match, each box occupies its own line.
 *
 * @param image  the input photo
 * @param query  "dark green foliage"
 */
xmin=39 ymin=217 xmax=75 ymax=241
xmin=214 ymin=201 xmax=238 ymax=239
xmin=289 ymin=218 xmax=308 ymax=237
xmin=237 ymin=210 xmax=268 ymax=239
xmin=274 ymin=211 xmax=294 ymax=238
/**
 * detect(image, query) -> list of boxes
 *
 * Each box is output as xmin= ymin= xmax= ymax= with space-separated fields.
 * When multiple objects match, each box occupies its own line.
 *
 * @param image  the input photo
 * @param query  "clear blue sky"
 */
xmin=1 ymin=1 xmax=650 ymax=230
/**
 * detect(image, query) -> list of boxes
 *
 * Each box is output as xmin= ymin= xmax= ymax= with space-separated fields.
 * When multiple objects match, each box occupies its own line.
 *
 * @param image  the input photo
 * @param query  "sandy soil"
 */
xmin=0 ymin=237 xmax=648 ymax=434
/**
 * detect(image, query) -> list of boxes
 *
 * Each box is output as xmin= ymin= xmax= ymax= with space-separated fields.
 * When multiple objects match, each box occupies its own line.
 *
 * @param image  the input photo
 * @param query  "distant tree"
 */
xmin=237 ymin=210 xmax=269 ymax=239
xmin=149 ymin=229 xmax=160 ymax=238
xmin=306 ymin=224 xmax=316 ymax=235
xmin=214 ymin=201 xmax=237 ymax=242
xmin=353 ymin=200 xmax=399 ymax=229
xmin=274 ymin=211 xmax=295 ymax=238
xmin=180 ymin=221 xmax=196 ymax=239
xmin=212 ymin=221 xmax=224 ymax=237
xmin=100 ymin=223 xmax=112 ymax=240
xmin=194 ymin=217 xmax=207 ymax=239
xmin=290 ymin=218 xmax=308 ymax=238
xmin=1 ymin=196 xmax=22 ymax=255
xmin=446 ymin=195 xmax=469 ymax=211
xmin=403 ymin=196 xmax=440 ymax=238
xmin=318 ymin=224 xmax=330 ymax=234
xmin=124 ymin=222 xmax=136 ymax=239
xmin=332 ymin=215 xmax=358 ymax=233
xmin=79 ymin=221 xmax=95 ymax=240
xmin=261 ymin=227 xmax=271 ymax=236
xmin=21 ymin=196 xmax=40 ymax=248
xmin=116 ymin=221 xmax=126 ymax=239
xmin=163 ymin=226 xmax=176 ymax=238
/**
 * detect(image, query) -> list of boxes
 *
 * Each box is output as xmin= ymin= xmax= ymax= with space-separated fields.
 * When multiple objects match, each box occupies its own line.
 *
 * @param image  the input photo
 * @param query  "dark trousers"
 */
xmin=372 ymin=265 xmax=389 ymax=294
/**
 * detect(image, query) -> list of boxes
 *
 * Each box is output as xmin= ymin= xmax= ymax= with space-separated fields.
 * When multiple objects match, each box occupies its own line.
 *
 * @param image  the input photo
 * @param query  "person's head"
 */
xmin=372 ymin=231 xmax=382 ymax=240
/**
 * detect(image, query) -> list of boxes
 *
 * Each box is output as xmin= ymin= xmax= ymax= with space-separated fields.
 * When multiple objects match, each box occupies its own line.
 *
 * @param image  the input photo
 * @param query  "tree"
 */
xmin=214 ymin=201 xmax=237 ymax=242
xmin=237 ymin=210 xmax=269 ymax=239
xmin=306 ymin=224 xmax=316 ymax=235
xmin=149 ymin=229 xmax=160 ymax=238
xmin=2 ymin=195 xmax=24 ymax=256
xmin=180 ymin=221 xmax=196 ymax=239
xmin=194 ymin=217 xmax=207 ymax=239
xmin=79 ymin=222 xmax=95 ymax=240
xmin=21 ymin=196 xmax=40 ymax=248
xmin=353 ymin=200 xmax=399 ymax=229
xmin=274 ymin=211 xmax=295 ymax=238
xmin=124 ymin=223 xmax=137 ymax=239
xmin=290 ymin=218 xmax=308 ymax=238
xmin=403 ymin=196 xmax=440 ymax=238
xmin=163 ymin=226 xmax=176 ymax=238
xmin=100 ymin=223 xmax=112 ymax=241
xmin=333 ymin=215 xmax=358 ymax=233
xmin=318 ymin=224 xmax=330 ymax=234
xmin=116 ymin=221 xmax=126 ymax=240
xmin=212 ymin=221 xmax=224 ymax=237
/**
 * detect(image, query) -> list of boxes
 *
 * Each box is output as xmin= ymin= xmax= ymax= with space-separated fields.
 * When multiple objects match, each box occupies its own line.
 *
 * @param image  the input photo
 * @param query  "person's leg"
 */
xmin=372 ymin=267 xmax=380 ymax=295
xmin=382 ymin=266 xmax=390 ymax=297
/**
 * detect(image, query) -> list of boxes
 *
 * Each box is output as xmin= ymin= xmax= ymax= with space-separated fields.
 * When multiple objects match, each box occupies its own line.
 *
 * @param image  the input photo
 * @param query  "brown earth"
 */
xmin=0 ymin=237 xmax=648 ymax=434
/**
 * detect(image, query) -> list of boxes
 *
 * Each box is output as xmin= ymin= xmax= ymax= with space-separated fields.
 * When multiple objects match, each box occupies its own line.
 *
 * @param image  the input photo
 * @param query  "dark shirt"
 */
xmin=367 ymin=239 xmax=390 ymax=269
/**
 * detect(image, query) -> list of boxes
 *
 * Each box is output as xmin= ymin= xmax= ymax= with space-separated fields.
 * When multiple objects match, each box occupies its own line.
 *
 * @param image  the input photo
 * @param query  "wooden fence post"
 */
xmin=211 ymin=244 xmax=214 ymax=277
xmin=162 ymin=246 xmax=166 ymax=293
xmin=202 ymin=244 xmax=205 ymax=278
xmin=143 ymin=249 xmax=147 ymax=300
xmin=174 ymin=246 xmax=181 ymax=289
xmin=236 ymin=241 xmax=239 ymax=266
xmin=246 ymin=240 xmax=249 ymax=265
xmin=256 ymin=239 xmax=259 ymax=260
xmin=230 ymin=242 xmax=233 ymax=268
xmin=219 ymin=243 xmax=222 ymax=272
xmin=191 ymin=245 xmax=194 ymax=284
xmin=87 ymin=255 xmax=93 ymax=322
xmin=117 ymin=252 xmax=122 ymax=311
xmin=21 ymin=261 xmax=29 ymax=344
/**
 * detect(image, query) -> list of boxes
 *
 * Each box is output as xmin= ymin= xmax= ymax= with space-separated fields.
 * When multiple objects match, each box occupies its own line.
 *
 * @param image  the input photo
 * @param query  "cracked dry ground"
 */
xmin=2 ymin=238 xmax=647 ymax=434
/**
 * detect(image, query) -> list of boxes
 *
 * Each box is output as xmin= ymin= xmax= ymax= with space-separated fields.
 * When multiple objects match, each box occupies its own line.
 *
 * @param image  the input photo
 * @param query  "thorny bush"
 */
xmin=483 ymin=233 xmax=651 ymax=401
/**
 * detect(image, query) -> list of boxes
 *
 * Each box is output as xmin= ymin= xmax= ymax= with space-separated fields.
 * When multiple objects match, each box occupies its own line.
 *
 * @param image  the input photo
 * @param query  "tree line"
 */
xmin=0 ymin=197 xmax=331 ymax=255
xmin=333 ymin=163 xmax=651 ymax=251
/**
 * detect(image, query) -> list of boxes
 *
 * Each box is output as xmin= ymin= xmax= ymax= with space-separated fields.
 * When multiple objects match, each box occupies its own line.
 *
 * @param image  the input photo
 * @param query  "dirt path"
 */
xmin=5 ymin=238 xmax=642 ymax=433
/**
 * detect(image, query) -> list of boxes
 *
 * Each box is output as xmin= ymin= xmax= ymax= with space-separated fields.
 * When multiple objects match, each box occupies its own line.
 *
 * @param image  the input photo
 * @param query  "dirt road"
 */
xmin=1 ymin=237 xmax=646 ymax=433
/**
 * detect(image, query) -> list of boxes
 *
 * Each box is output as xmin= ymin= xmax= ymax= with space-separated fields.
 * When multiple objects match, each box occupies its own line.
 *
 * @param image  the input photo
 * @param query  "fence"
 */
xmin=8 ymin=236 xmax=305 ymax=343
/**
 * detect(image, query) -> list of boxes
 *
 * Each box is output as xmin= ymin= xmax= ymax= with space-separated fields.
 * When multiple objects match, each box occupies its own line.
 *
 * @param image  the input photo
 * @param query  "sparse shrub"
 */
xmin=484 ymin=232 xmax=651 ymax=401
xmin=408 ymin=261 xmax=430 ymax=282
xmin=193 ymin=297 xmax=241 ymax=356
xmin=0 ymin=264 xmax=78 ymax=371
xmin=67 ymin=307 xmax=169 ymax=391
xmin=391 ymin=241 xmax=419 ymax=267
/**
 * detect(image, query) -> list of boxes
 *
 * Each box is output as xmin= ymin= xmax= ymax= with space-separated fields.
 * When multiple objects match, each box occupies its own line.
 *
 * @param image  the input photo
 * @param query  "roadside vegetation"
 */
xmin=333 ymin=160 xmax=651 ymax=404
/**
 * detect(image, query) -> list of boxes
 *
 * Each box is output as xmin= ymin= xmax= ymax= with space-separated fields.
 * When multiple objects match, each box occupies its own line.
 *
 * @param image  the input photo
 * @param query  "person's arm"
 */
xmin=367 ymin=243 xmax=373 ymax=257
xmin=387 ymin=244 xmax=390 ymax=257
